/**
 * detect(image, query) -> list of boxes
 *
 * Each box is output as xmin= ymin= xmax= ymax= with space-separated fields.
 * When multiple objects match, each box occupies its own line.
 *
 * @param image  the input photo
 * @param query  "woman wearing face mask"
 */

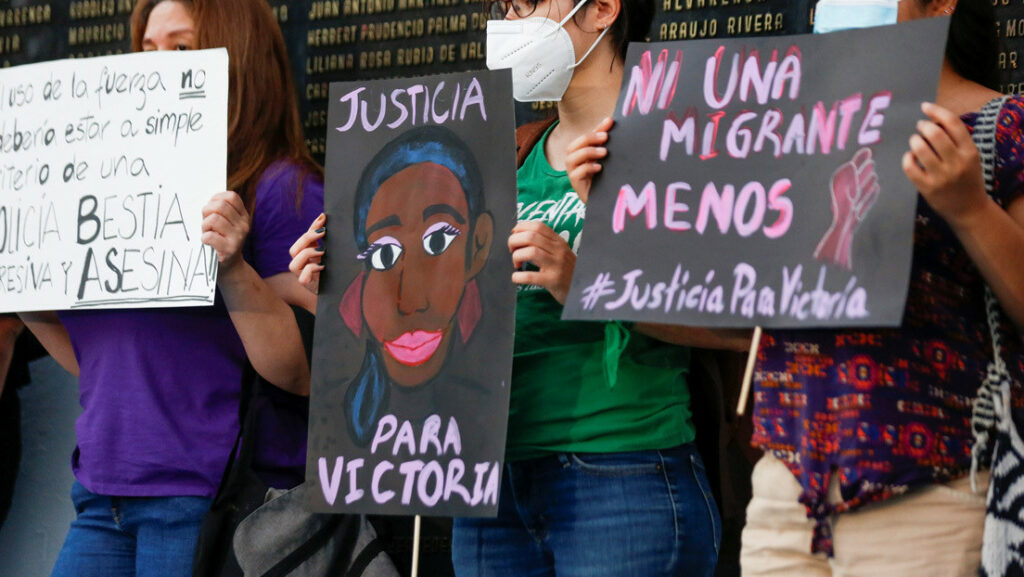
xmin=569 ymin=1 xmax=1024 ymax=575
xmin=452 ymin=0 xmax=750 ymax=574
xmin=19 ymin=1 xmax=322 ymax=575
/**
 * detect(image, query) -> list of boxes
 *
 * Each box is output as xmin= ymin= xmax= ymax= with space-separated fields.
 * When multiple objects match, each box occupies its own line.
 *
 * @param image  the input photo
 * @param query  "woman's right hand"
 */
xmin=289 ymin=213 xmax=327 ymax=295
xmin=566 ymin=117 xmax=614 ymax=204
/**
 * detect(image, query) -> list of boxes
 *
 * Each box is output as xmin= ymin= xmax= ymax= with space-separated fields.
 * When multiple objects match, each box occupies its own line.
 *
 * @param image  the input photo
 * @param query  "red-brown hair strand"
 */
xmin=131 ymin=0 xmax=322 ymax=211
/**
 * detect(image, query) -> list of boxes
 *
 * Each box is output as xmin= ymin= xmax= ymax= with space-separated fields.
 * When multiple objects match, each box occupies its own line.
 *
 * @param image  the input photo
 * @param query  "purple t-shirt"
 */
xmin=60 ymin=160 xmax=323 ymax=497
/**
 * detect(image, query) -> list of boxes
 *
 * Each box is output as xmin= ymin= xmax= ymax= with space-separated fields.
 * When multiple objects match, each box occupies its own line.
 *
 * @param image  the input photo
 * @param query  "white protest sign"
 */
xmin=0 ymin=48 xmax=227 ymax=312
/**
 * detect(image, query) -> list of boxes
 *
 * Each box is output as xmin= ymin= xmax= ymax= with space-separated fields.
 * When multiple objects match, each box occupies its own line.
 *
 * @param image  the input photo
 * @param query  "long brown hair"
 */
xmin=131 ymin=0 xmax=322 ymax=210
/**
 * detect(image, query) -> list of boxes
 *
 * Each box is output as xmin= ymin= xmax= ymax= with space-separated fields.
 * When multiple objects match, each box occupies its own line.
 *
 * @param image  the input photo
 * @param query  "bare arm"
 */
xmin=0 ymin=316 xmax=25 ymax=398
xmin=216 ymin=264 xmax=313 ymax=395
xmin=946 ymin=196 xmax=1024 ymax=329
xmin=633 ymin=323 xmax=753 ymax=352
xmin=18 ymin=311 xmax=79 ymax=375
xmin=203 ymin=192 xmax=316 ymax=396
xmin=905 ymin=103 xmax=1024 ymax=329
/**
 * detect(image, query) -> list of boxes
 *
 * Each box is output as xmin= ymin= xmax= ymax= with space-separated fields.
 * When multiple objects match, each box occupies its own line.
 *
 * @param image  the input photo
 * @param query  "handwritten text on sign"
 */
xmin=317 ymin=415 xmax=501 ymax=510
xmin=563 ymin=19 xmax=950 ymax=328
xmin=0 ymin=49 xmax=228 ymax=312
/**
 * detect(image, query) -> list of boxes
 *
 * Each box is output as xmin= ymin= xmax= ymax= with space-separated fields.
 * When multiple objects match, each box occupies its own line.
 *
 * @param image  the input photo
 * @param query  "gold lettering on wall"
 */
xmin=662 ymin=0 xmax=767 ymax=13
xmin=0 ymin=33 xmax=21 ymax=55
xmin=68 ymin=23 xmax=126 ymax=46
xmin=657 ymin=10 xmax=782 ymax=40
xmin=726 ymin=11 xmax=783 ymax=35
xmin=659 ymin=18 xmax=717 ymax=39
xmin=306 ymin=53 xmax=357 ymax=74
xmin=68 ymin=0 xmax=133 ymax=20
xmin=1000 ymin=50 xmax=1019 ymax=71
xmin=0 ymin=5 xmax=53 ymax=26
xmin=273 ymin=4 xmax=289 ymax=23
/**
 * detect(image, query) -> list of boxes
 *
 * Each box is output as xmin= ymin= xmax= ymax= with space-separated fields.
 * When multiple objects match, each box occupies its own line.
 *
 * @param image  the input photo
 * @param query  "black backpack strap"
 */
xmin=214 ymin=304 xmax=313 ymax=507
xmin=343 ymin=537 xmax=389 ymax=577
xmin=210 ymin=359 xmax=261 ymax=509
xmin=259 ymin=515 xmax=354 ymax=577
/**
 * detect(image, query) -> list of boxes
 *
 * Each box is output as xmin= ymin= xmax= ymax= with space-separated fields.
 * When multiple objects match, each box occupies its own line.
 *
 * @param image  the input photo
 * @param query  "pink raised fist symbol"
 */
xmin=814 ymin=148 xmax=880 ymax=270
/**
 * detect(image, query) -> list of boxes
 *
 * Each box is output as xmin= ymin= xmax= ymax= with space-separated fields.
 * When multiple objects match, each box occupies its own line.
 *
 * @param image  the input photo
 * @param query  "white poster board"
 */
xmin=0 ymin=48 xmax=228 ymax=312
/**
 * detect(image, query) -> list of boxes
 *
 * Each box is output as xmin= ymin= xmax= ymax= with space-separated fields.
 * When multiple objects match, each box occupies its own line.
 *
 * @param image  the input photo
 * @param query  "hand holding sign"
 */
xmin=201 ymin=191 xmax=250 ymax=273
xmin=566 ymin=117 xmax=614 ymax=204
xmin=903 ymin=101 xmax=987 ymax=227
xmin=288 ymin=213 xmax=327 ymax=294
xmin=814 ymin=148 xmax=880 ymax=270
xmin=509 ymin=221 xmax=577 ymax=305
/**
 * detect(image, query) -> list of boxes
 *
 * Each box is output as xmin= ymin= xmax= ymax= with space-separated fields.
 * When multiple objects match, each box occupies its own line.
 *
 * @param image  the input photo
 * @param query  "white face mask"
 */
xmin=486 ymin=0 xmax=610 ymax=102
xmin=813 ymin=0 xmax=900 ymax=34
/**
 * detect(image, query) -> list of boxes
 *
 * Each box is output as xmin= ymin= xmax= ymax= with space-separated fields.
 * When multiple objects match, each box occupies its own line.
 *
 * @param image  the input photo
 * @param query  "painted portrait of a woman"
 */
xmin=336 ymin=125 xmax=495 ymax=446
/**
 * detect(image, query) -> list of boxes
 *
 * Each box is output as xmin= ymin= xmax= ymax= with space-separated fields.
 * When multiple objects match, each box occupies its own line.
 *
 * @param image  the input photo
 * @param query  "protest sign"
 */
xmin=307 ymin=70 xmax=516 ymax=517
xmin=0 ymin=49 xmax=227 ymax=312
xmin=563 ymin=18 xmax=949 ymax=328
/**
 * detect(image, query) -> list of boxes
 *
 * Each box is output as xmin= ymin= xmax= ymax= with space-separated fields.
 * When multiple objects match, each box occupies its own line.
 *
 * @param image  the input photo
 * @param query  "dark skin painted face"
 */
xmin=359 ymin=162 xmax=492 ymax=387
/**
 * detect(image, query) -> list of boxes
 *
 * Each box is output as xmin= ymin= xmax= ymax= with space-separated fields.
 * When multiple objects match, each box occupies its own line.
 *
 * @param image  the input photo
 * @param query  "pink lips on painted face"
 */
xmin=383 ymin=330 xmax=444 ymax=366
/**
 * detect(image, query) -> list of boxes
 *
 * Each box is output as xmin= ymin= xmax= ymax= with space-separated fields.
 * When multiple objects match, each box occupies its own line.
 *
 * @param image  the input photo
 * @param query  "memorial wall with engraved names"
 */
xmin=2 ymin=0 xmax=1022 ymax=158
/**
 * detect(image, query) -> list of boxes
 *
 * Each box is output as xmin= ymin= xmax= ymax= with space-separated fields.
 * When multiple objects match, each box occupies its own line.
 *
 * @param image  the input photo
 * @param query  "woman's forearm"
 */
xmin=949 ymin=196 xmax=1024 ymax=330
xmin=0 ymin=316 xmax=25 ymax=397
xmin=217 ymin=263 xmax=313 ymax=395
xmin=18 ymin=311 xmax=79 ymax=375
xmin=633 ymin=323 xmax=753 ymax=352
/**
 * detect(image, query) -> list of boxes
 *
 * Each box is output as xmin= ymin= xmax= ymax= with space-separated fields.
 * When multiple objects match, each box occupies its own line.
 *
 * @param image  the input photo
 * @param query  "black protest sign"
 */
xmin=308 ymin=70 xmax=517 ymax=517
xmin=563 ymin=18 xmax=949 ymax=328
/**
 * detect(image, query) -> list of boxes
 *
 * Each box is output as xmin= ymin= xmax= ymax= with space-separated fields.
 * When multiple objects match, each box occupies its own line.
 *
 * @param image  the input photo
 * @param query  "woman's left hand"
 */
xmin=903 ymin=102 xmax=989 ymax=227
xmin=566 ymin=117 xmax=614 ymax=204
xmin=201 ymin=190 xmax=251 ymax=273
xmin=509 ymin=221 xmax=576 ymax=305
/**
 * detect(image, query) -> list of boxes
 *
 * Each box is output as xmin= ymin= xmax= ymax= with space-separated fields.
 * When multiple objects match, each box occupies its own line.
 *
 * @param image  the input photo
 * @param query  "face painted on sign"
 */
xmin=339 ymin=126 xmax=494 ymax=447
xmin=359 ymin=162 xmax=474 ymax=386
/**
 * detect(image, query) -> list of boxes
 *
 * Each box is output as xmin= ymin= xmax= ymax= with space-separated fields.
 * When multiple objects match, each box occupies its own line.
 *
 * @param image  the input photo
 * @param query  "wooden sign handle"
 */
xmin=737 ymin=326 xmax=762 ymax=417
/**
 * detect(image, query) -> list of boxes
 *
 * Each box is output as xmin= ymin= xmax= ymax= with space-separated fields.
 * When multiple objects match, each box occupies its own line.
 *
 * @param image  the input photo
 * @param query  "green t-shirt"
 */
xmin=508 ymin=124 xmax=695 ymax=461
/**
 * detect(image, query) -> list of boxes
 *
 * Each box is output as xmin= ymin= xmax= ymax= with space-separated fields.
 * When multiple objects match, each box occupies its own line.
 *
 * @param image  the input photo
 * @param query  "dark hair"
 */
xmin=488 ymin=0 xmax=654 ymax=61
xmin=922 ymin=0 xmax=1000 ymax=90
xmin=353 ymin=125 xmax=485 ymax=252
xmin=514 ymin=0 xmax=654 ymax=61
xmin=604 ymin=0 xmax=655 ymax=60
xmin=131 ymin=0 xmax=322 ymax=210
xmin=346 ymin=125 xmax=485 ymax=446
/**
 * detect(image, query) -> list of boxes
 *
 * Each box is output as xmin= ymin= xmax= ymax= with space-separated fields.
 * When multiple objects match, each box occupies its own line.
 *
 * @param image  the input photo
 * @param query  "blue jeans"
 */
xmin=50 ymin=481 xmax=212 ymax=577
xmin=452 ymin=444 xmax=721 ymax=577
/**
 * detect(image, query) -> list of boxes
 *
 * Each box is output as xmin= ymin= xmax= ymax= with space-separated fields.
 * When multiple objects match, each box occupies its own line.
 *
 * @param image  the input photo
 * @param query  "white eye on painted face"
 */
xmin=422 ymin=222 xmax=462 ymax=256
xmin=358 ymin=236 xmax=404 ymax=271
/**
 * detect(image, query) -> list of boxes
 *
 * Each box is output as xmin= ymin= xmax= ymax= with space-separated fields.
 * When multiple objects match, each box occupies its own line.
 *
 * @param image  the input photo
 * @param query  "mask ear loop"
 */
xmin=532 ymin=0 xmax=590 ymax=39
xmin=555 ymin=0 xmax=593 ymax=28
xmin=568 ymin=25 xmax=610 ymax=69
